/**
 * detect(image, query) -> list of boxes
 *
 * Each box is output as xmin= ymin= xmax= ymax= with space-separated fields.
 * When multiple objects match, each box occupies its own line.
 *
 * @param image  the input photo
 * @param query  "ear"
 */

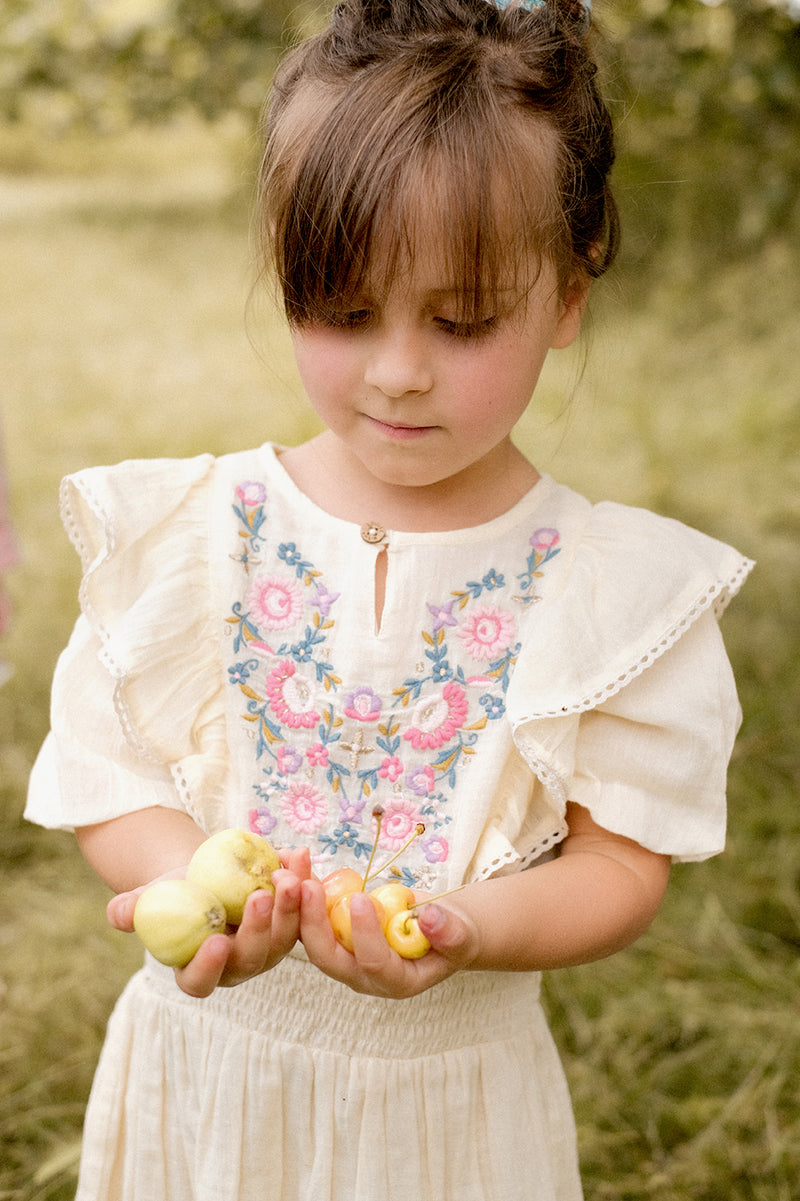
xmin=550 ymin=272 xmax=591 ymax=349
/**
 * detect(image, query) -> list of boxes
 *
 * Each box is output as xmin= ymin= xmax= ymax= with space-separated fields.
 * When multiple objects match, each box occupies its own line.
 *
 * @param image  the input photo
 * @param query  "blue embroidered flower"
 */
xmin=228 ymin=659 xmax=258 ymax=685
xmin=482 ymin=569 xmax=504 ymax=590
xmin=480 ymin=693 xmax=506 ymax=720
xmin=278 ymin=542 xmax=302 ymax=566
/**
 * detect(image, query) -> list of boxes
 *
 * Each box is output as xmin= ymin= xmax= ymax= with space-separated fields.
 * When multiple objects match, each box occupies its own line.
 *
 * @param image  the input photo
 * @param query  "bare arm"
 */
xmin=75 ymin=807 xmax=209 ymax=893
xmin=299 ymin=803 xmax=670 ymax=997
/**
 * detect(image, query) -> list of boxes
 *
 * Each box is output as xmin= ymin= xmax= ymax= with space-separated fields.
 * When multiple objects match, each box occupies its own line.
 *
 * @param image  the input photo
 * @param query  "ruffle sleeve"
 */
xmin=25 ymin=455 xmax=229 ymax=832
xmin=503 ymin=501 xmax=754 ymax=864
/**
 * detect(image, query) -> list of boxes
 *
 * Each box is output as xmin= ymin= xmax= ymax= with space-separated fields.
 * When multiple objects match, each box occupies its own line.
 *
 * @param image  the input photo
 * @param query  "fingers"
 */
xmin=300 ymin=879 xmax=465 ymax=999
xmin=417 ymin=902 xmax=480 ymax=967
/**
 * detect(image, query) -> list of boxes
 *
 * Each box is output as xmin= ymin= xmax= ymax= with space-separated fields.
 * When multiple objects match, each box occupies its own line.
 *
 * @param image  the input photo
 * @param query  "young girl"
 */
xmin=26 ymin=1 xmax=754 ymax=1197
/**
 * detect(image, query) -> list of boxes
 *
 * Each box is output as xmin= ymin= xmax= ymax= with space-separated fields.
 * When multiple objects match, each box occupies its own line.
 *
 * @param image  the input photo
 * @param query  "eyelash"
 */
xmin=319 ymin=311 xmax=498 ymax=340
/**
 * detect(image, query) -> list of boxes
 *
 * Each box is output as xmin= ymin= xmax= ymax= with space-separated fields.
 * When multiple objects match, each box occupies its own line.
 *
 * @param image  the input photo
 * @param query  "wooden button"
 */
xmin=360 ymin=521 xmax=386 ymax=545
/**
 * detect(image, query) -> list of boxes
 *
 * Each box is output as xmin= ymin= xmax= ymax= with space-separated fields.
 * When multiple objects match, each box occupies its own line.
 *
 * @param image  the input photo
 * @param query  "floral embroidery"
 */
xmin=457 ymin=603 xmax=516 ymax=660
xmin=226 ymin=479 xmax=563 ymax=885
xmin=373 ymin=797 xmax=424 ymax=851
xmin=248 ymin=574 xmax=304 ymax=630
xmin=280 ymin=780 xmax=329 ymax=834
xmin=404 ymin=683 xmax=469 ymax=750
xmin=265 ymin=661 xmax=320 ymax=729
xmin=343 ymin=685 xmax=382 ymax=722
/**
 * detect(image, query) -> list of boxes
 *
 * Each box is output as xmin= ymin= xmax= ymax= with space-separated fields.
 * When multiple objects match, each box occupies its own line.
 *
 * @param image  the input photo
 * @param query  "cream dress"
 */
xmin=27 ymin=444 xmax=753 ymax=1201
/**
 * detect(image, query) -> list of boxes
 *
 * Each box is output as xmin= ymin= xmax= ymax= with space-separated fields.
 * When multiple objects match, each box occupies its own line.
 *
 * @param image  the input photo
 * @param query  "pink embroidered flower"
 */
xmin=236 ymin=481 xmax=266 ymax=506
xmin=404 ymin=682 xmax=469 ymax=750
xmin=457 ymin=604 xmax=515 ymax=661
xmin=378 ymin=755 xmax=403 ymax=783
xmin=265 ymin=661 xmax=320 ymax=729
xmin=249 ymin=574 xmax=304 ymax=631
xmin=276 ymin=745 xmax=303 ymax=775
xmin=249 ymin=807 xmax=277 ymax=837
xmin=422 ymin=834 xmax=449 ymax=864
xmin=280 ymin=780 xmax=328 ymax=834
xmin=306 ymin=742 xmax=329 ymax=768
xmin=530 ymin=527 xmax=560 ymax=551
xmin=406 ymin=764 xmax=435 ymax=796
xmin=343 ymin=685 xmax=382 ymax=722
xmin=374 ymin=797 xmax=423 ymax=851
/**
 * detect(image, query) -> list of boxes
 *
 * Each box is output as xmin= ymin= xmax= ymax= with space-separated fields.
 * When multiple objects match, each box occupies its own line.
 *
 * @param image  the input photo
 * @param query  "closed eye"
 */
xmin=433 ymin=315 xmax=499 ymax=340
xmin=321 ymin=308 xmax=374 ymax=330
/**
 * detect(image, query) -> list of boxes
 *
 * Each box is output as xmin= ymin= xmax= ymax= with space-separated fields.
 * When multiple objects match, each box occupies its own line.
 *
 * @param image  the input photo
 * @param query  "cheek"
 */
xmin=292 ymin=335 xmax=354 ymax=407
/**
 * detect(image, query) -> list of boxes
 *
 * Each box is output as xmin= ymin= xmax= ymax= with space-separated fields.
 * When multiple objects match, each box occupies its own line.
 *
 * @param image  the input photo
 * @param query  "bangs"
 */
xmin=261 ymin=62 xmax=567 ymax=326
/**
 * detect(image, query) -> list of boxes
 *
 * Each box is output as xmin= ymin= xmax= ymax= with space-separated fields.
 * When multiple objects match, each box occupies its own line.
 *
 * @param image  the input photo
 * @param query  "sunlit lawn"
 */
xmin=1 ymin=121 xmax=798 ymax=1200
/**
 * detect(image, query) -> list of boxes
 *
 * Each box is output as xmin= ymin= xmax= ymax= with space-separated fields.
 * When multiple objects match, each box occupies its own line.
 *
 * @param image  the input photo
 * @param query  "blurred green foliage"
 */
xmin=1 ymin=0 xmax=798 ymax=276
xmin=606 ymin=0 xmax=800 ymax=275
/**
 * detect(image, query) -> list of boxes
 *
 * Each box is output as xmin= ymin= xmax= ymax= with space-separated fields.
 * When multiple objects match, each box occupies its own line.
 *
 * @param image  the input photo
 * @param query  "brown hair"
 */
xmin=257 ymin=0 xmax=619 ymax=325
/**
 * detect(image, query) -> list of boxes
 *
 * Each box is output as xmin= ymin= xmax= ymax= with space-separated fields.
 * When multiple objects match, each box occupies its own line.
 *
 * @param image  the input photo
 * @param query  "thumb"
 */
xmin=417 ymin=903 xmax=479 ymax=966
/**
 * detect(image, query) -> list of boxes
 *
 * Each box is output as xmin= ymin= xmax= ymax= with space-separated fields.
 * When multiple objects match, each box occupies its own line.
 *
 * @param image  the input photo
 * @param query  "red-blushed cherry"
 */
xmin=328 ymin=892 xmax=387 ymax=952
xmin=321 ymin=867 xmax=364 ymax=915
xmin=369 ymin=882 xmax=416 ymax=922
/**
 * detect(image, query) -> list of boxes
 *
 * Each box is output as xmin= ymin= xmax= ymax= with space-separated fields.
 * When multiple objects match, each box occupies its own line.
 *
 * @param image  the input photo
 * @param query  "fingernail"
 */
xmin=420 ymin=903 xmax=446 ymax=934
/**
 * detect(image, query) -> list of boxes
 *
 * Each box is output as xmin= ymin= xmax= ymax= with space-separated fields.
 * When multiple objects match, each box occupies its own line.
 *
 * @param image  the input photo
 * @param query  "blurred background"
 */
xmin=0 ymin=1 xmax=798 ymax=1197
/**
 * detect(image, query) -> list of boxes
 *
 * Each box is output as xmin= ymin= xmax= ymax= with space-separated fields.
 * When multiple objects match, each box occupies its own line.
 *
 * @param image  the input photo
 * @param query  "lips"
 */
xmin=367 ymin=416 xmax=437 ymax=440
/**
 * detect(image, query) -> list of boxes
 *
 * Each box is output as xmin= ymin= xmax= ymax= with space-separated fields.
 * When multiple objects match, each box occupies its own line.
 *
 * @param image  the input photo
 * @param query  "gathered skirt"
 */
xmin=76 ymin=951 xmax=582 ymax=1201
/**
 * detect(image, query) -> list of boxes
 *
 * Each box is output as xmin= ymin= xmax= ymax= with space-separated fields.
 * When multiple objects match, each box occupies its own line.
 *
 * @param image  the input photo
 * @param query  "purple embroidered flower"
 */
xmin=374 ymin=797 xmax=423 ymax=851
xmin=378 ymin=755 xmax=403 ymax=783
xmin=404 ymin=682 xmax=469 ymax=751
xmin=276 ymin=745 xmax=303 ymax=775
xmin=457 ymin=604 xmax=516 ymax=661
xmin=306 ymin=742 xmax=329 ymax=768
xmin=249 ymin=573 xmax=304 ymax=630
xmin=530 ymin=527 xmax=560 ymax=551
xmin=265 ymin=661 xmax=320 ymax=729
xmin=236 ymin=481 xmax=266 ymax=507
xmin=427 ymin=600 xmax=458 ymax=631
xmin=280 ymin=780 xmax=328 ymax=834
xmin=343 ymin=685 xmax=382 ymax=722
xmin=406 ymin=764 xmax=435 ymax=796
xmin=422 ymin=834 xmax=449 ymax=864
xmin=249 ymin=806 xmax=277 ymax=837
xmin=313 ymin=582 xmax=340 ymax=617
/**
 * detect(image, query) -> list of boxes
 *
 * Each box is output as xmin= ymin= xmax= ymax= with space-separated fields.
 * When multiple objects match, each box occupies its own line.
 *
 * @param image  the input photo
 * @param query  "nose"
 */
xmin=363 ymin=324 xmax=433 ymax=398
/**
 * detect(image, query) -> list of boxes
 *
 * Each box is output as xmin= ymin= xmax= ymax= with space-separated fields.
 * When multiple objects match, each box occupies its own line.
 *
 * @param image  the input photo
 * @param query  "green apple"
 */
xmin=133 ymin=879 xmax=227 ymax=967
xmin=187 ymin=828 xmax=280 ymax=925
xmin=385 ymin=909 xmax=431 ymax=959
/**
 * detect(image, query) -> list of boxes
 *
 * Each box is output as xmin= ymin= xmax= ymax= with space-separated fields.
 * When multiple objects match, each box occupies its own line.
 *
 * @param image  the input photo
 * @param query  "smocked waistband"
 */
xmin=138 ymin=953 xmax=543 ymax=1060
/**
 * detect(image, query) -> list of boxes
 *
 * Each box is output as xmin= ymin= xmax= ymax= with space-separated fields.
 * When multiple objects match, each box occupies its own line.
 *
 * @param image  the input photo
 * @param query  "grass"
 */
xmin=1 ymin=119 xmax=799 ymax=1200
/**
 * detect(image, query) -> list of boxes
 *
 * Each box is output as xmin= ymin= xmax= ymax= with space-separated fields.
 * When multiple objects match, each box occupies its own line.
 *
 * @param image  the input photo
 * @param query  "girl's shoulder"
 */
xmin=508 ymin=478 xmax=755 ymax=725
xmin=59 ymin=445 xmax=282 ymax=570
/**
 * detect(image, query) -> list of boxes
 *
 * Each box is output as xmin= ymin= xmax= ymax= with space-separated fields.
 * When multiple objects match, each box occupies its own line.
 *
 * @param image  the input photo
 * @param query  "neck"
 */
xmin=279 ymin=433 xmax=540 ymax=532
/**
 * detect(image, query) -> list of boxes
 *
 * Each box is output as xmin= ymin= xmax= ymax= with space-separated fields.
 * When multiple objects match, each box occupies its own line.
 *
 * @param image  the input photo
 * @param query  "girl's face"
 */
xmin=289 ymin=253 xmax=586 ymax=499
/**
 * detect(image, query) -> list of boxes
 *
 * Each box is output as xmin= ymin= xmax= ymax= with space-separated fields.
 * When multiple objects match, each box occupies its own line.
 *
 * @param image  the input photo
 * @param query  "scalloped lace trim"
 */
xmin=61 ymin=476 xmax=165 ymax=763
xmin=518 ymin=557 xmax=753 ymax=721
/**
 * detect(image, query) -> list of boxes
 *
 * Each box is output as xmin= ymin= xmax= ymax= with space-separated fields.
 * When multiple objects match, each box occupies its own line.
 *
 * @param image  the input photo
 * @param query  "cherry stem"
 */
xmin=410 ymin=883 xmax=467 ymax=914
xmin=360 ymin=807 xmax=385 ymax=891
xmin=364 ymin=822 xmax=426 ymax=885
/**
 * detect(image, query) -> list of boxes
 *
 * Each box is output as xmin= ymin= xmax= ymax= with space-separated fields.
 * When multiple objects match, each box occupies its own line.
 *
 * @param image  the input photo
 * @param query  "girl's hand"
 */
xmin=107 ymin=847 xmax=312 ymax=998
xmin=298 ymin=875 xmax=479 ymax=999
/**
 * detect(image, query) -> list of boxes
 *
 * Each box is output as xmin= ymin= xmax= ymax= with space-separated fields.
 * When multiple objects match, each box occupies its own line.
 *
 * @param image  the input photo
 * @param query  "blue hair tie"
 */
xmin=491 ymin=0 xmax=591 ymax=31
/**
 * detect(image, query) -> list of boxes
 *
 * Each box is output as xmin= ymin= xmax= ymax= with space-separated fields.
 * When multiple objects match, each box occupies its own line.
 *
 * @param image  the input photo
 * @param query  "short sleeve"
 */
xmin=506 ymin=500 xmax=753 ymax=863
xmin=25 ymin=454 xmax=230 ymax=833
